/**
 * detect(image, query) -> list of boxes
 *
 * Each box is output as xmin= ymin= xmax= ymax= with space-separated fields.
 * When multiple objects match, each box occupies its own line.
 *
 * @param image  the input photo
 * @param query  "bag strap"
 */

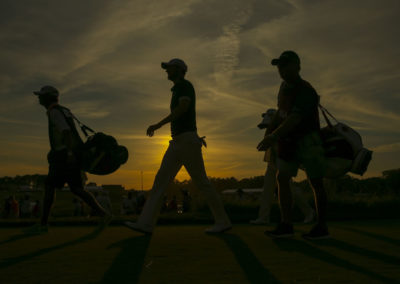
xmin=70 ymin=113 xmax=96 ymax=137
xmin=318 ymin=104 xmax=339 ymax=128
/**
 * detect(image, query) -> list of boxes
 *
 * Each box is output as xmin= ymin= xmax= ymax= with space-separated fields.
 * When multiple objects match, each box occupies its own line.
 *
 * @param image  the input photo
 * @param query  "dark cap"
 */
xmin=161 ymin=58 xmax=188 ymax=72
xmin=271 ymin=51 xmax=300 ymax=66
xmin=33 ymin=85 xmax=59 ymax=97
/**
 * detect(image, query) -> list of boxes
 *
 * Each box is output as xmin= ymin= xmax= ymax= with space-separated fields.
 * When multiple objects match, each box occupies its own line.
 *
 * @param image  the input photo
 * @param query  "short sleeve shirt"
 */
xmin=277 ymin=78 xmax=320 ymax=137
xmin=47 ymin=107 xmax=72 ymax=151
xmin=170 ymin=79 xmax=197 ymax=136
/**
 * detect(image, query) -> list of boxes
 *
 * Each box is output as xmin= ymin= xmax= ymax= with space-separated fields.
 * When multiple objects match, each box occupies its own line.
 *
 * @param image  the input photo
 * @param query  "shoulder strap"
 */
xmin=318 ymin=104 xmax=339 ymax=127
xmin=57 ymin=106 xmax=96 ymax=137
xmin=69 ymin=113 xmax=96 ymax=137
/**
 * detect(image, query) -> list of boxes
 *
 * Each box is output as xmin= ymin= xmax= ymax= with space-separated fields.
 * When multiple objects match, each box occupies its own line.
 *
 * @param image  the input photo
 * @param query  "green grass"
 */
xmin=0 ymin=221 xmax=399 ymax=283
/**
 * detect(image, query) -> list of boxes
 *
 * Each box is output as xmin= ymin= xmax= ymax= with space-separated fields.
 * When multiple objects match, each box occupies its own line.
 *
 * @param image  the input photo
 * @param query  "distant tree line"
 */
xmin=0 ymin=174 xmax=47 ymax=190
xmin=167 ymin=168 xmax=400 ymax=196
xmin=1 ymin=168 xmax=399 ymax=195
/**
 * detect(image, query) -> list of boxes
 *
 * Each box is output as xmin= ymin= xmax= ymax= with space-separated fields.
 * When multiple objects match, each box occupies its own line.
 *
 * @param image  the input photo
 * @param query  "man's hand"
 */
xmin=256 ymin=135 xmax=277 ymax=151
xmin=146 ymin=123 xmax=161 ymax=137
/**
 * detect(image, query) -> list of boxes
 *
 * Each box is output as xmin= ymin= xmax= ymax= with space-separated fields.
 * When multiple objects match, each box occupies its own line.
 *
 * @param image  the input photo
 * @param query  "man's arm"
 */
xmin=50 ymin=109 xmax=78 ymax=161
xmin=146 ymin=98 xmax=190 ymax=137
xmin=257 ymin=112 xmax=303 ymax=151
xmin=271 ymin=112 xmax=302 ymax=139
xmin=60 ymin=122 xmax=79 ymax=164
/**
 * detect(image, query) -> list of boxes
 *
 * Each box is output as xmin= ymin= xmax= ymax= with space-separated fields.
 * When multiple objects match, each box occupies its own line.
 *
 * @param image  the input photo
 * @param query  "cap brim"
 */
xmin=161 ymin=62 xmax=170 ymax=69
xmin=271 ymin=58 xmax=280 ymax=66
xmin=33 ymin=91 xmax=58 ymax=96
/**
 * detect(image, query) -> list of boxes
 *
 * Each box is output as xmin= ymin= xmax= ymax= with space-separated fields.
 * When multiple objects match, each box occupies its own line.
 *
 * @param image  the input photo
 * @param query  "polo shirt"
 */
xmin=277 ymin=77 xmax=320 ymax=138
xmin=170 ymin=79 xmax=197 ymax=136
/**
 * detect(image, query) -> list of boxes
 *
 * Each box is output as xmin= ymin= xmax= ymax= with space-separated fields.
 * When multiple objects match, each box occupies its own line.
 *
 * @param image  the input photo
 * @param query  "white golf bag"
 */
xmin=319 ymin=105 xmax=372 ymax=178
xmin=258 ymin=106 xmax=373 ymax=178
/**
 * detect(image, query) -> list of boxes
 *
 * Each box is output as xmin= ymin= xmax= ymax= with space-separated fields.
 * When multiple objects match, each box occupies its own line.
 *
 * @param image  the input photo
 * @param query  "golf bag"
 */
xmin=258 ymin=109 xmax=277 ymax=129
xmin=319 ymin=105 xmax=372 ymax=178
xmin=71 ymin=114 xmax=129 ymax=175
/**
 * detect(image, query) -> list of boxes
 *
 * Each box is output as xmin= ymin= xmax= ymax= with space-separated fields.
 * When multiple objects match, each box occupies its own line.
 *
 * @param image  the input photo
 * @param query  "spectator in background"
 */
xmin=32 ymin=200 xmax=40 ymax=218
xmin=3 ymin=197 xmax=11 ymax=218
xmin=182 ymin=189 xmax=192 ymax=213
xmin=96 ymin=190 xmax=113 ymax=215
xmin=135 ymin=192 xmax=146 ymax=214
xmin=168 ymin=195 xmax=178 ymax=212
xmin=18 ymin=196 xmax=24 ymax=217
xmin=121 ymin=192 xmax=136 ymax=215
xmin=10 ymin=196 xmax=19 ymax=218
xmin=20 ymin=195 xmax=32 ymax=218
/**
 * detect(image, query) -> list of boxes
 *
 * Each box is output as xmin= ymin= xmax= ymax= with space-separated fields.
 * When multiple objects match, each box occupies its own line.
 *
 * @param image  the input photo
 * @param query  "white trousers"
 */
xmin=137 ymin=132 xmax=231 ymax=229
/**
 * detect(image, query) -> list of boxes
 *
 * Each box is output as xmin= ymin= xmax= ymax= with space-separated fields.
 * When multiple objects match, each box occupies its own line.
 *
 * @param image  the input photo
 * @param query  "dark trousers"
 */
xmin=41 ymin=162 xmax=105 ymax=225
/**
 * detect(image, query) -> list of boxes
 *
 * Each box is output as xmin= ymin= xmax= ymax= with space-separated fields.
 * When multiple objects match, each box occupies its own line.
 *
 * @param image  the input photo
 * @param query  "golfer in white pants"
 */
xmin=125 ymin=58 xmax=231 ymax=234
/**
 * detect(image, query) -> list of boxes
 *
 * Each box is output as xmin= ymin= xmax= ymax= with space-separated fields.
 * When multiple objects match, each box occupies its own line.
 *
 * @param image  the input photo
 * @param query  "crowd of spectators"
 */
xmin=1 ymin=189 xmax=192 ymax=218
xmin=2 ymin=195 xmax=40 ymax=218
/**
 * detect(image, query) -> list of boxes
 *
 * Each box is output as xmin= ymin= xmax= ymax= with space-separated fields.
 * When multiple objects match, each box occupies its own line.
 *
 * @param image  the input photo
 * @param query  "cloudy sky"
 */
xmin=0 ymin=0 xmax=399 ymax=189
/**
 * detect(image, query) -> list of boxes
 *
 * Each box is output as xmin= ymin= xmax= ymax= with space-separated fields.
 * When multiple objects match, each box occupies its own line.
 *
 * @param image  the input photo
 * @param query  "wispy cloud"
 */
xmin=214 ymin=3 xmax=253 ymax=85
xmin=0 ymin=116 xmax=41 ymax=126
xmin=0 ymin=0 xmax=399 ymax=188
xmin=372 ymin=143 xmax=400 ymax=153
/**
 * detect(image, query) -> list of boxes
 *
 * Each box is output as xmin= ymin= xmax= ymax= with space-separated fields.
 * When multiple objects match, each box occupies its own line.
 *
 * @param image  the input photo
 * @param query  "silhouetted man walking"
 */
xmin=125 ymin=59 xmax=231 ymax=234
xmin=257 ymin=51 xmax=329 ymax=239
xmin=32 ymin=86 xmax=111 ymax=232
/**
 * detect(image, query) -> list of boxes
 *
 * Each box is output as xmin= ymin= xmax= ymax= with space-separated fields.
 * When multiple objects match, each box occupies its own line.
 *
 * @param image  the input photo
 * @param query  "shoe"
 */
xmin=265 ymin=223 xmax=294 ymax=238
xmin=205 ymin=223 xmax=232 ymax=234
xmin=23 ymin=224 xmax=48 ymax=234
xmin=250 ymin=218 xmax=270 ymax=225
xmin=303 ymin=210 xmax=315 ymax=224
xmin=302 ymin=224 xmax=330 ymax=240
xmin=124 ymin=221 xmax=153 ymax=235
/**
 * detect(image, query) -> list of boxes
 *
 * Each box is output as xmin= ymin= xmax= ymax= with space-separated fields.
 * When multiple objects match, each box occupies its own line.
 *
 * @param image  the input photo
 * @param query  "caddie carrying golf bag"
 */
xmin=319 ymin=105 xmax=372 ymax=178
xmin=70 ymin=112 xmax=129 ymax=175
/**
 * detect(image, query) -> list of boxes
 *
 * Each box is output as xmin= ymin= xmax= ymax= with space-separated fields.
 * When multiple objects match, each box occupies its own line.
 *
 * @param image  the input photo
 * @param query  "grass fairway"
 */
xmin=0 ymin=221 xmax=399 ymax=284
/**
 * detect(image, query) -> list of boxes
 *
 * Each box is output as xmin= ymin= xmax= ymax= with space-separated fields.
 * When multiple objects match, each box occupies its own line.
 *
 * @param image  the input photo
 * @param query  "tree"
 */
xmin=382 ymin=168 xmax=400 ymax=192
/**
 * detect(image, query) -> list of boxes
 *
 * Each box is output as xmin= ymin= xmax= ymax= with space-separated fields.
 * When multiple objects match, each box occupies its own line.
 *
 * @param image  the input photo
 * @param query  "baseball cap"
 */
xmin=33 ymin=85 xmax=59 ymax=97
xmin=161 ymin=58 xmax=188 ymax=72
xmin=271 ymin=51 xmax=300 ymax=66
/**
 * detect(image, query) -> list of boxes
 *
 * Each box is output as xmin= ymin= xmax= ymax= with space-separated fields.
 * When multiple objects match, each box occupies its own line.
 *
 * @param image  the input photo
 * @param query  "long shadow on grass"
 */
xmin=99 ymin=235 xmax=151 ymax=284
xmin=339 ymin=226 xmax=400 ymax=247
xmin=215 ymin=234 xmax=280 ymax=284
xmin=273 ymin=238 xmax=395 ymax=283
xmin=0 ymin=227 xmax=103 ymax=269
xmin=0 ymin=232 xmax=38 ymax=246
xmin=314 ymin=238 xmax=400 ymax=264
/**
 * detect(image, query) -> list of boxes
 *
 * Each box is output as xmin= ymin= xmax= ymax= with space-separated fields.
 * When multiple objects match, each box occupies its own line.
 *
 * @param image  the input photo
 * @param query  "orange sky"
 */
xmin=0 ymin=1 xmax=399 ymax=189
